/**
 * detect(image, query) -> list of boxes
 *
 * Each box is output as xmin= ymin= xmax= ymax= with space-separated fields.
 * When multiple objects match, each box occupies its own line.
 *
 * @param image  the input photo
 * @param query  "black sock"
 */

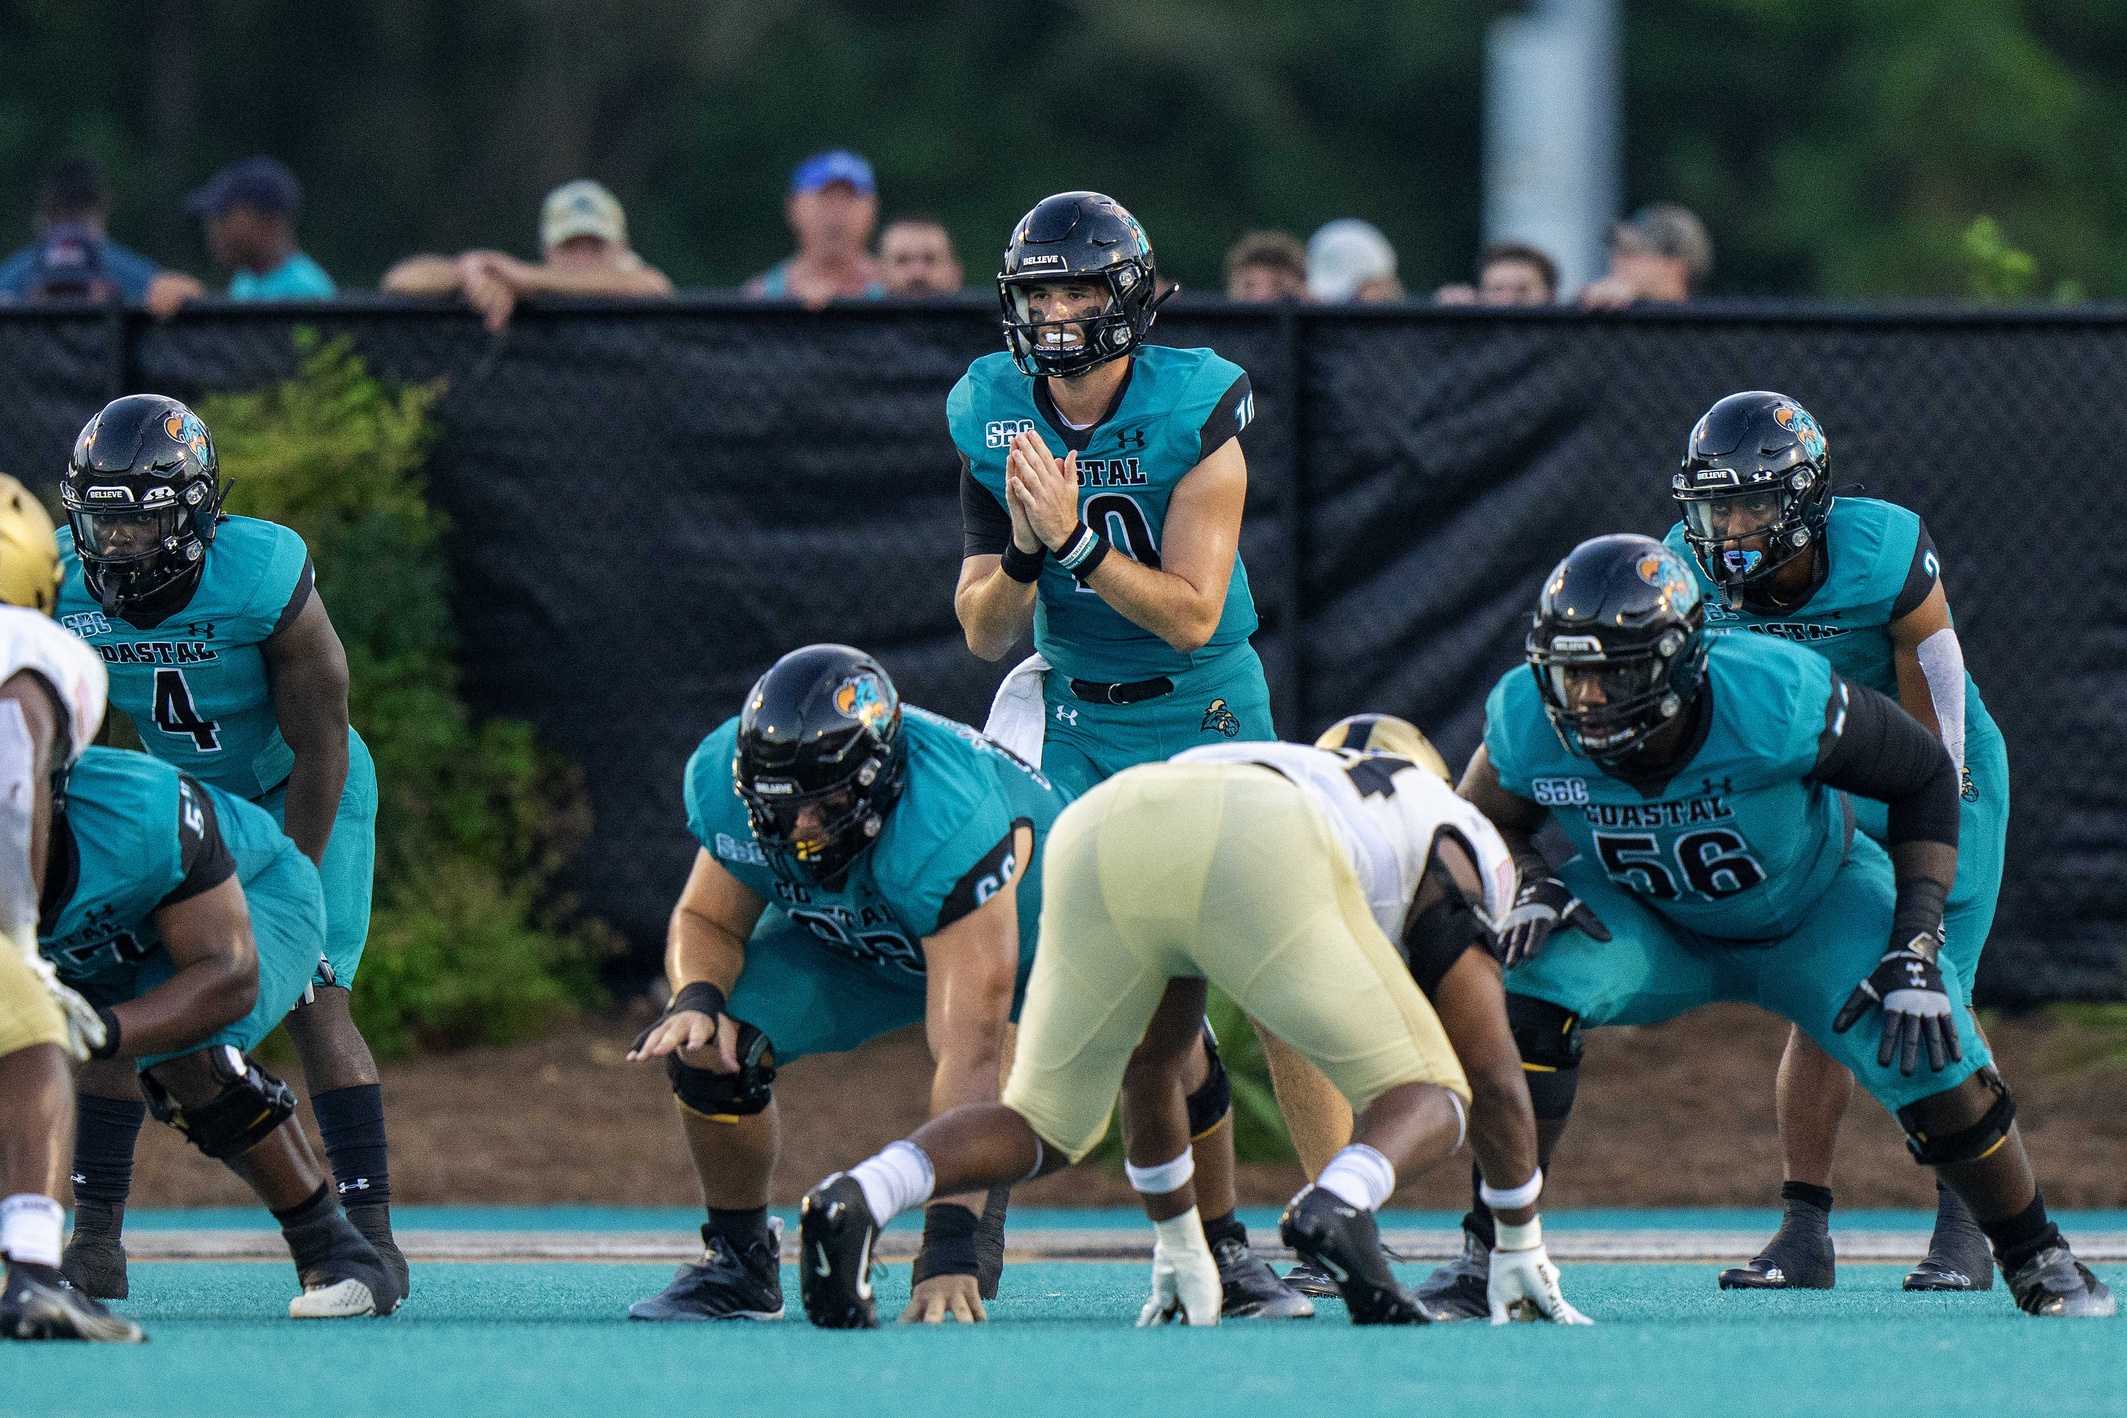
xmin=1464 ymin=1163 xmax=1496 ymax=1248
xmin=271 ymin=1183 xmax=336 ymax=1230
xmin=1978 ymin=1192 xmax=2060 ymax=1275
xmin=1779 ymin=1180 xmax=1835 ymax=1222
xmin=1200 ymin=1210 xmax=1247 ymax=1249
xmin=70 ymin=1095 xmax=147 ymax=1209
xmin=311 ymin=1084 xmax=390 ymax=1209
xmin=704 ymin=1206 xmax=771 ymax=1248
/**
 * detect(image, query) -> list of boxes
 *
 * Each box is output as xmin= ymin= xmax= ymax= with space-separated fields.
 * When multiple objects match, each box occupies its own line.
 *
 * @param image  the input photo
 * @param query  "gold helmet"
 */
xmin=0 ymin=474 xmax=61 ymax=615
xmin=1314 ymin=713 xmax=1451 ymax=782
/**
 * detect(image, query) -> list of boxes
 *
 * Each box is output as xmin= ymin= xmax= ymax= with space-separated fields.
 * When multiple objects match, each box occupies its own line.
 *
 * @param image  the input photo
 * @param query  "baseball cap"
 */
xmin=186 ymin=156 xmax=303 ymax=219
xmin=790 ymin=150 xmax=875 ymax=198
xmin=541 ymin=180 xmax=627 ymax=248
xmin=1305 ymin=218 xmax=1397 ymax=302
xmin=24 ymin=223 xmax=110 ymax=299
xmin=1608 ymin=203 xmax=1713 ymax=287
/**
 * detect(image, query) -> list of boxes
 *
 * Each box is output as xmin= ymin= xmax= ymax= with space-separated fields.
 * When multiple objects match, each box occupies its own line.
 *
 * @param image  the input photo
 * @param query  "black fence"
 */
xmin=2 ymin=296 xmax=2122 ymax=1005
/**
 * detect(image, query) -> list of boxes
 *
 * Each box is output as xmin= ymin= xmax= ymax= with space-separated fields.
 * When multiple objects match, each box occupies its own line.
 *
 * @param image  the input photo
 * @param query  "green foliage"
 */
xmin=1080 ymin=986 xmax=1298 ymax=1170
xmin=200 ymin=331 xmax=609 ymax=1056
xmin=1960 ymin=217 xmax=2038 ymax=301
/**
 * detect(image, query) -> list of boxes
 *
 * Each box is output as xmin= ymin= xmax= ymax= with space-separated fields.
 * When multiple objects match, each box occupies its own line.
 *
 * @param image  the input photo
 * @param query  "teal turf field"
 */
xmin=6 ymin=1212 xmax=2125 ymax=1418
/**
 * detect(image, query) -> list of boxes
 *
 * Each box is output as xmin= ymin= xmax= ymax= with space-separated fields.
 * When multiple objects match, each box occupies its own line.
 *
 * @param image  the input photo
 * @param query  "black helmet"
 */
xmin=1673 ymin=390 xmax=1832 ymax=607
xmin=61 ymin=394 xmax=224 ymax=616
xmin=1527 ymin=534 xmax=1710 ymax=766
xmin=734 ymin=644 xmax=907 ymax=884
xmin=997 ymin=191 xmax=1164 ymax=378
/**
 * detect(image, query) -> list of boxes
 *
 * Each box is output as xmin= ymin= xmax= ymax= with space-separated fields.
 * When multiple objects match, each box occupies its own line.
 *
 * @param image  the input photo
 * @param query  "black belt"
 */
xmin=1068 ymin=675 xmax=1175 ymax=705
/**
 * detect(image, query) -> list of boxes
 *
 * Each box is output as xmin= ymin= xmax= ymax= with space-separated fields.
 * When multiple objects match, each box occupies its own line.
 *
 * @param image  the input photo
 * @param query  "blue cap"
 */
xmin=25 ymin=223 xmax=110 ymax=297
xmin=185 ymin=156 xmax=303 ymax=218
xmin=790 ymin=149 xmax=875 ymax=198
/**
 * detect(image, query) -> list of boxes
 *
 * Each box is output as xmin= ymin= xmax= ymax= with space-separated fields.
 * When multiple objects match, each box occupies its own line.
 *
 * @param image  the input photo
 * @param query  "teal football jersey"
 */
xmin=57 ymin=515 xmax=311 ymax=798
xmin=951 ymin=344 xmax=1259 ymax=681
xmin=1484 ymin=631 xmax=1848 ymax=941
xmin=39 ymin=746 xmax=305 ymax=995
xmin=684 ymin=707 xmax=1071 ymax=980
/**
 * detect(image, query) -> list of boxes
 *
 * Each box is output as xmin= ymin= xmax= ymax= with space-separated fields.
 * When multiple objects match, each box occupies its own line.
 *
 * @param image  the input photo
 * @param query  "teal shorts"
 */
xmin=724 ymin=905 xmax=1037 ymax=1064
xmin=1038 ymin=643 xmax=1276 ymax=798
xmin=1846 ymin=709 xmax=2007 ymax=1002
xmin=1505 ymin=834 xmax=1990 ymax=1113
xmin=254 ymin=726 xmax=377 ymax=989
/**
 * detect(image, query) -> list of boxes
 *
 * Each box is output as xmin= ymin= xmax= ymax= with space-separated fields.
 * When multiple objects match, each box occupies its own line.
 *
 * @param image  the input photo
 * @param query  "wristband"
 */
xmin=1889 ymin=878 xmax=1950 ymax=957
xmin=90 ymin=1007 xmax=121 ymax=1061
xmin=1479 ymin=1168 xmax=1543 ymax=1213
xmin=1054 ymin=522 xmax=1109 ymax=577
xmin=1124 ymin=1149 xmax=1196 ymax=1197
xmin=910 ymin=1201 xmax=981 ymax=1282
xmin=1495 ymin=1216 xmax=1542 ymax=1252
xmin=1001 ymin=541 xmax=1044 ymax=583
xmin=671 ymin=980 xmax=728 ymax=1020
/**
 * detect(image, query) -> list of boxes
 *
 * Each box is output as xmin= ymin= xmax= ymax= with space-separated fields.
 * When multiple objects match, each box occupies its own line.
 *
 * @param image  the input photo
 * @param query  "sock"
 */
xmin=271 ymin=1183 xmax=336 ymax=1231
xmin=0 ymin=1194 xmax=63 ymax=1267
xmin=70 ymin=1094 xmax=147 ymax=1207
xmin=705 ymin=1206 xmax=771 ymax=1248
xmin=1978 ymin=1192 xmax=2060 ymax=1275
xmin=311 ymin=1084 xmax=391 ymax=1209
xmin=1316 ymin=1144 xmax=1396 ymax=1213
xmin=1779 ymin=1180 xmax=1834 ymax=1221
xmin=848 ymin=1140 xmax=934 ymax=1225
xmin=1200 ymin=1210 xmax=1247 ymax=1250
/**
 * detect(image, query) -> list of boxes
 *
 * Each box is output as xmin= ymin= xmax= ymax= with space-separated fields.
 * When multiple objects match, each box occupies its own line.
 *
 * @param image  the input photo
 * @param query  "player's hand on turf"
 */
xmin=1005 ymin=431 xmax=1081 ymax=552
xmin=1832 ymin=928 xmax=1960 ymax=1075
xmin=901 ymin=1272 xmax=988 ymax=1324
xmin=1488 ymin=1241 xmax=1592 ymax=1326
xmin=627 ymin=1007 xmax=740 ymax=1072
xmin=1137 ymin=1232 xmax=1222 ymax=1327
xmin=1496 ymin=875 xmax=1611 ymax=967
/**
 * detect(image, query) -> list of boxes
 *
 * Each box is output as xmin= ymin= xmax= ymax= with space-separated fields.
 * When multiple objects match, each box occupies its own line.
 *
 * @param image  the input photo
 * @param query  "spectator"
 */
xmin=744 ymin=150 xmax=883 ymax=308
xmin=0 ymin=156 xmax=201 ymax=317
xmin=1223 ymin=231 xmax=1309 ymax=302
xmin=381 ymin=179 xmax=673 ymax=332
xmin=1306 ymin=219 xmax=1400 ymax=303
xmin=878 ymin=215 xmax=963 ymax=296
xmin=1439 ymin=241 xmax=1559 ymax=306
xmin=187 ymin=157 xmax=335 ymax=300
xmin=1578 ymin=203 xmax=1712 ymax=308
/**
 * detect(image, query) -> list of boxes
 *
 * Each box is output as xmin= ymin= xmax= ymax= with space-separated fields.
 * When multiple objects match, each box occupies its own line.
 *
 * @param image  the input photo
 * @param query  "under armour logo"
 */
xmin=337 ymin=1178 xmax=372 ymax=1194
xmin=1114 ymin=427 xmax=1146 ymax=452
xmin=1055 ymin=705 xmax=1078 ymax=726
xmin=1904 ymin=962 xmax=1927 ymax=987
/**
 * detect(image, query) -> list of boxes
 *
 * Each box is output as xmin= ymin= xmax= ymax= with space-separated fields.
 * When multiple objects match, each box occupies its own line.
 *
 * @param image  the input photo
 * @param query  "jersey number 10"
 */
xmin=152 ymin=668 xmax=222 ymax=752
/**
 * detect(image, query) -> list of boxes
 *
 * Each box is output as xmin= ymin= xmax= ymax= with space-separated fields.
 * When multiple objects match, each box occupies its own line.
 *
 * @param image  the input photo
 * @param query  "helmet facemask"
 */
xmin=62 ymin=480 xmax=216 ymax=616
xmin=1673 ymin=468 xmax=1825 ymax=607
xmin=1529 ymin=624 xmax=1703 ymax=767
xmin=999 ymin=263 xmax=1155 ymax=378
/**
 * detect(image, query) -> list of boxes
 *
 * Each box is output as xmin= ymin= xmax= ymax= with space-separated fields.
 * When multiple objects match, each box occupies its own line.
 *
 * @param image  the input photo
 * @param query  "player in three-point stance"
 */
xmin=1450 ymin=533 xmax=2109 ymax=1318
xmin=953 ymin=189 xmax=1304 ymax=1316
xmin=627 ymin=645 xmax=1067 ymax=1323
xmin=798 ymin=715 xmax=1591 ymax=1331
xmin=52 ymin=395 xmax=402 ymax=1306
xmin=1664 ymin=391 xmax=2010 ymax=1292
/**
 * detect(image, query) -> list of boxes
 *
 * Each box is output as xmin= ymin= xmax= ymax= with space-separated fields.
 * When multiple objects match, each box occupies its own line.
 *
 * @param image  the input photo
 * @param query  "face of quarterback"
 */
xmin=1015 ymin=279 xmax=1112 ymax=357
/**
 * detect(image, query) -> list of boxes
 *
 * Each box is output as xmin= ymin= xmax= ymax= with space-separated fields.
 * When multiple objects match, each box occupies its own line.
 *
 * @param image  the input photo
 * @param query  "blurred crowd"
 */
xmin=0 ymin=148 xmax=1712 ymax=328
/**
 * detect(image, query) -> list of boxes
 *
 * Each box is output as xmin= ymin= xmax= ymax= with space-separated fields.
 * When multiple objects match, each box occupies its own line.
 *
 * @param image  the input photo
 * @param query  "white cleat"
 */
xmin=289 ymin=1278 xmax=378 ymax=1319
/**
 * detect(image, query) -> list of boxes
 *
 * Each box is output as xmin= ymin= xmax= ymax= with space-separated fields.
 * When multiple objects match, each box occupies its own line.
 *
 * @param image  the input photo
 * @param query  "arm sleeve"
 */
xmin=1195 ymin=371 xmax=1254 ymax=465
xmin=931 ymin=820 xmax=1029 ymax=934
xmin=1809 ymin=676 xmax=1959 ymax=850
xmin=1889 ymin=519 xmax=1940 ymax=619
xmin=960 ymin=452 xmax=1012 ymax=558
xmin=156 ymin=777 xmax=239 ymax=909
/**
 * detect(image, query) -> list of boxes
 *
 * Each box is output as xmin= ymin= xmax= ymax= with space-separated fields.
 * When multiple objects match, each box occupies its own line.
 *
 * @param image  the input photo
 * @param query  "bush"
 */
xmin=200 ymin=331 xmax=610 ymax=1057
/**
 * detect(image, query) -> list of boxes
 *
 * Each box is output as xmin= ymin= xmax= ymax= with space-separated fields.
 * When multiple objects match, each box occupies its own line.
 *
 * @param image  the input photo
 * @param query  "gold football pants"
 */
xmin=0 ymin=941 xmax=67 ymax=1057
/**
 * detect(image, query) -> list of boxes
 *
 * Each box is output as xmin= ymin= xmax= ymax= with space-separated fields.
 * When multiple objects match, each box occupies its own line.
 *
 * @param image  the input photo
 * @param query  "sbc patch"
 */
xmin=1531 ymin=776 xmax=1589 ymax=807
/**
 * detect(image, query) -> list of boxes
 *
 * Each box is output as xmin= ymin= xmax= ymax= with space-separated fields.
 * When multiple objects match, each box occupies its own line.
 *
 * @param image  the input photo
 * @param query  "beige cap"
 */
xmin=541 ymin=180 xmax=626 ymax=249
xmin=1609 ymin=203 xmax=1713 ymax=288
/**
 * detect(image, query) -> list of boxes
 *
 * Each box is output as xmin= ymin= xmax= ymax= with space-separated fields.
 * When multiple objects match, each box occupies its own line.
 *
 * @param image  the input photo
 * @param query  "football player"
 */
xmin=51 ymin=395 xmax=401 ymax=1304
xmin=1666 ymin=391 xmax=2008 ymax=1292
xmin=626 ymin=645 xmax=1067 ymax=1324
xmin=953 ymin=191 xmax=1302 ymax=1316
xmin=798 ymin=716 xmax=1591 ymax=1331
xmin=1451 ymin=533 xmax=2109 ymax=1317
xmin=0 ymin=478 xmax=142 ymax=1341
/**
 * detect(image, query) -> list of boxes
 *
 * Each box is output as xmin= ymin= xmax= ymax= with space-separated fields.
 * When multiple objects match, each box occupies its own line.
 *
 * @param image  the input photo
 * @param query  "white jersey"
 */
xmin=0 ymin=607 xmax=108 ymax=763
xmin=1173 ymin=740 xmax=1516 ymax=942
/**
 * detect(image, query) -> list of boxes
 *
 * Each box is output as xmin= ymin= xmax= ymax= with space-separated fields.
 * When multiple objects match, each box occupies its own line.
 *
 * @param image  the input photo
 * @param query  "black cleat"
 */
xmin=798 ymin=1175 xmax=880 ymax=1330
xmin=1214 ymin=1235 xmax=1313 ymax=1319
xmin=1718 ymin=1215 xmax=1835 ymax=1290
xmin=1904 ymin=1186 xmax=1992 ymax=1292
xmin=1283 ymin=1261 xmax=1340 ymax=1299
xmin=630 ymin=1219 xmax=785 ymax=1321
xmin=2005 ymin=1246 xmax=2116 ymax=1317
xmin=1279 ymin=1186 xmax=1431 ymax=1326
xmin=347 ymin=1204 xmax=411 ymax=1306
xmin=1416 ymin=1229 xmax=1492 ymax=1321
xmin=285 ymin=1208 xmax=396 ymax=1319
xmin=60 ymin=1198 xmax=128 ymax=1300
xmin=1 ymin=1261 xmax=144 ymax=1342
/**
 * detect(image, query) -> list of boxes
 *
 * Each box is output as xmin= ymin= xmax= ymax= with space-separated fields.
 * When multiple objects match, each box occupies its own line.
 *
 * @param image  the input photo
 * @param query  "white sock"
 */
xmin=1 ymin=1194 xmax=63 ymax=1268
xmin=1316 ymin=1144 xmax=1397 ymax=1213
xmin=847 ymin=1140 xmax=935 ymax=1226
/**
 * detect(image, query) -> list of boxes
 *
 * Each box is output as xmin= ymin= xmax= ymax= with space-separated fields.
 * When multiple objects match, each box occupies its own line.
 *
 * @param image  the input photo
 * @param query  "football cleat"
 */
xmin=1 ymin=1261 xmax=144 ymax=1342
xmin=1415 ymin=1229 xmax=1492 ymax=1321
xmin=799 ymin=1175 xmax=880 ymax=1330
xmin=347 ymin=1204 xmax=411 ymax=1306
xmin=2005 ymin=1247 xmax=2116 ymax=1318
xmin=285 ymin=1208 xmax=396 ymax=1319
xmin=60 ymin=1199 xmax=128 ymax=1300
xmin=1283 ymin=1260 xmax=1340 ymax=1299
xmin=1718 ymin=1216 xmax=1835 ymax=1290
xmin=1279 ymin=1186 xmax=1432 ymax=1326
xmin=630 ymin=1219 xmax=785 ymax=1321
xmin=1213 ymin=1236 xmax=1313 ymax=1319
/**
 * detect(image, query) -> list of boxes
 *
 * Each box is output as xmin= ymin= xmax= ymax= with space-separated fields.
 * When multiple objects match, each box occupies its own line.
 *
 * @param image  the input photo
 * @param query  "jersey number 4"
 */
xmin=152 ymin=668 xmax=221 ymax=752
xmin=1593 ymin=828 xmax=1765 ymax=901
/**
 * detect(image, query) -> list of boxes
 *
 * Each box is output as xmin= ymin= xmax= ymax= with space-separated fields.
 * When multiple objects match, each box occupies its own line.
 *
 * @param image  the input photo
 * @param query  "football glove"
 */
xmin=1496 ymin=876 xmax=1612 ymax=967
xmin=1832 ymin=926 xmax=1960 ymax=1076
xmin=14 ymin=925 xmax=106 ymax=1062
xmin=1136 ymin=1209 xmax=1221 ymax=1327
xmin=1488 ymin=1240 xmax=1592 ymax=1326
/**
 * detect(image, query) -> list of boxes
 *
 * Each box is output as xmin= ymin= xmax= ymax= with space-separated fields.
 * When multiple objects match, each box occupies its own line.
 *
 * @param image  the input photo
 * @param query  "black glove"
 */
xmin=1496 ymin=875 xmax=1612 ymax=968
xmin=1832 ymin=925 xmax=1960 ymax=1076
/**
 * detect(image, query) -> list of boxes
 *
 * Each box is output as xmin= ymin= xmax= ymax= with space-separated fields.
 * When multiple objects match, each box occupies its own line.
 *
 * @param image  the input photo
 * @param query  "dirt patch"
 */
xmin=118 ymin=1001 xmax=2127 ymax=1211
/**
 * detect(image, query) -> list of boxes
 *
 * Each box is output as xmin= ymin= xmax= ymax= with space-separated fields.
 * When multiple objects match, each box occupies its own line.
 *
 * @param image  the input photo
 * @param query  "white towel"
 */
xmin=983 ymin=653 xmax=1050 ymax=767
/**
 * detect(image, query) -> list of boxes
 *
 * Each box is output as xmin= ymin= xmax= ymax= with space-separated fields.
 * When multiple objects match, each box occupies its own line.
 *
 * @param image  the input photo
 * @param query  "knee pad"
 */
xmin=140 ymin=1045 xmax=299 ymax=1160
xmin=1401 ymin=856 xmax=1494 ymax=1000
xmin=1186 ymin=1018 xmax=1231 ymax=1140
xmin=1897 ymin=1067 xmax=2016 ymax=1166
xmin=1507 ymin=994 xmax=1582 ymax=1121
xmin=668 ymin=1021 xmax=777 ymax=1121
